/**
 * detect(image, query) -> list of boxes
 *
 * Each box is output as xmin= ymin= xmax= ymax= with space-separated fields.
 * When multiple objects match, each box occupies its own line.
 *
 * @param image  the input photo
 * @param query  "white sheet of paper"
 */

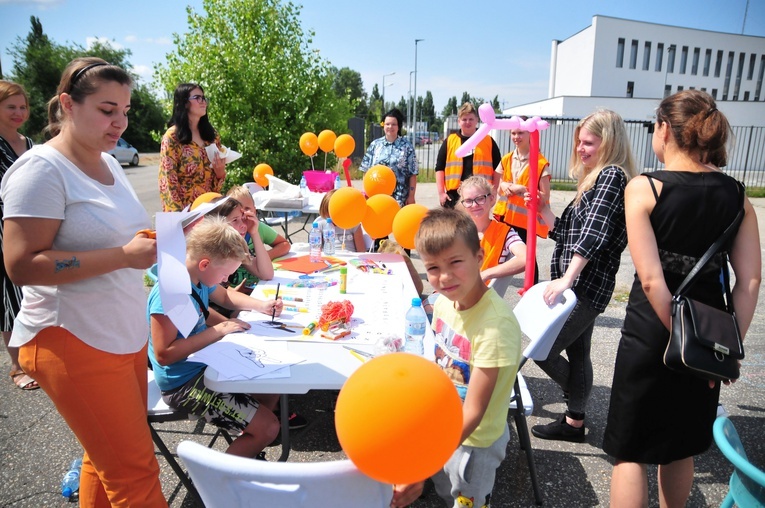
xmin=156 ymin=212 xmax=198 ymax=338
xmin=189 ymin=333 xmax=304 ymax=380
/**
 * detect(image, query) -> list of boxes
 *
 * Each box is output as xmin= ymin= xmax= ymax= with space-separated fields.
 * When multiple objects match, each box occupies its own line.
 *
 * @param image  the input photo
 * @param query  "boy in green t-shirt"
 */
xmin=392 ymin=208 xmax=522 ymax=508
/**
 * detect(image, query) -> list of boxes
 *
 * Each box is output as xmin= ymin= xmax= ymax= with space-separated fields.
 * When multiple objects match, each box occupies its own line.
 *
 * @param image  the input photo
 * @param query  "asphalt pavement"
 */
xmin=1 ymin=157 xmax=764 ymax=507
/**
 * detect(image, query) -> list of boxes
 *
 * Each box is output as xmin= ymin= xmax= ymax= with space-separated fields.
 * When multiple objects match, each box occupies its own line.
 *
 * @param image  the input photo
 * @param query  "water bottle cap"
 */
xmin=412 ymin=297 xmax=422 ymax=306
xmin=63 ymin=487 xmax=73 ymax=497
xmin=312 ymin=221 xmax=318 ymax=228
xmin=326 ymin=218 xmax=333 ymax=225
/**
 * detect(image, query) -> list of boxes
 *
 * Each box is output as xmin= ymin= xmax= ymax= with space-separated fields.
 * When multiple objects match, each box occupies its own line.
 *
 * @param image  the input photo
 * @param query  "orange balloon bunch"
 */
xmin=335 ymin=353 xmax=462 ymax=484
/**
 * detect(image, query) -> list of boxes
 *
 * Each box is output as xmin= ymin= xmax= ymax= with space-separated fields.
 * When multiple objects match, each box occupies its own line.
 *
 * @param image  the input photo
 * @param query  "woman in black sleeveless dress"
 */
xmin=0 ymin=80 xmax=36 ymax=390
xmin=604 ymin=90 xmax=761 ymax=506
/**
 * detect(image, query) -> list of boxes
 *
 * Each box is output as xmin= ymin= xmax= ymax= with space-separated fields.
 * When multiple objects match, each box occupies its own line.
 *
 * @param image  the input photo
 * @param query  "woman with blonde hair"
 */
xmin=530 ymin=109 xmax=637 ymax=442
xmin=0 ymin=80 xmax=36 ymax=390
xmin=605 ymin=90 xmax=760 ymax=507
xmin=1 ymin=57 xmax=165 ymax=507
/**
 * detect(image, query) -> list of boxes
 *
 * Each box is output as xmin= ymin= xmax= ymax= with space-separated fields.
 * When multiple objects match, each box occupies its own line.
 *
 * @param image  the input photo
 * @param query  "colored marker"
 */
xmin=284 ymin=306 xmax=309 ymax=313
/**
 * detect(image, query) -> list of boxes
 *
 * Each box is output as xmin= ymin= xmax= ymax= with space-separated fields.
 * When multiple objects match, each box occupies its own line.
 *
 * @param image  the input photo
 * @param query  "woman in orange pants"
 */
xmin=1 ymin=57 xmax=165 ymax=507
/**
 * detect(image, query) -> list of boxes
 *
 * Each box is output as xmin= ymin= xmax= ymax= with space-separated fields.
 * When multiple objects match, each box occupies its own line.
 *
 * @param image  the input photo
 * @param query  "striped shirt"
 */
xmin=549 ymin=166 xmax=628 ymax=312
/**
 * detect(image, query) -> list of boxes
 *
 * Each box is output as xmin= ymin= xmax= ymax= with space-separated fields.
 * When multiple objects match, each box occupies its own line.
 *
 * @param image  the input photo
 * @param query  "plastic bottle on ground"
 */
xmin=309 ymin=222 xmax=322 ymax=263
xmin=404 ymin=297 xmax=427 ymax=355
xmin=61 ymin=458 xmax=82 ymax=498
xmin=323 ymin=218 xmax=336 ymax=255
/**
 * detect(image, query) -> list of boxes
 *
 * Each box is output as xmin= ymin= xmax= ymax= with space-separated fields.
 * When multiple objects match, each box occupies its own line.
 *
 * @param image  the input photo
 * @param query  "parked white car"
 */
xmin=108 ymin=138 xmax=139 ymax=166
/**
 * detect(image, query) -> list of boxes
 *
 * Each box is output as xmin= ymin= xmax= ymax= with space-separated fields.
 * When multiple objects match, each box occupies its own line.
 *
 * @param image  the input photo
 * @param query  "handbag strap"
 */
xmin=674 ymin=181 xmax=745 ymax=299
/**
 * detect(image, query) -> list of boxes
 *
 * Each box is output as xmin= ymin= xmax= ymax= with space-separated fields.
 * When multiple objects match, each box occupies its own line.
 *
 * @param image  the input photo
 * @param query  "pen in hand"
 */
xmin=271 ymin=282 xmax=280 ymax=323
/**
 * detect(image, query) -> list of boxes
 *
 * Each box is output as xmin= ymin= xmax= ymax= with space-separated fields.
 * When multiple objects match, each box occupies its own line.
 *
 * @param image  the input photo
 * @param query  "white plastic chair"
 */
xmin=178 ymin=440 xmax=393 ymax=508
xmin=514 ymin=280 xmax=577 ymax=370
xmin=507 ymin=280 xmax=577 ymax=506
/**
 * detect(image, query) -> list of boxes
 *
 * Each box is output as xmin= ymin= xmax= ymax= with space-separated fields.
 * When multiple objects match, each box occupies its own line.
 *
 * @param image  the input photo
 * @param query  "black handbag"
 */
xmin=663 ymin=183 xmax=746 ymax=382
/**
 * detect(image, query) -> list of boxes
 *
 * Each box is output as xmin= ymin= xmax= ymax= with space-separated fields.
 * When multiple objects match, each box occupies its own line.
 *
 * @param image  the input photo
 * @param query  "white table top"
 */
xmin=204 ymin=253 xmax=433 ymax=394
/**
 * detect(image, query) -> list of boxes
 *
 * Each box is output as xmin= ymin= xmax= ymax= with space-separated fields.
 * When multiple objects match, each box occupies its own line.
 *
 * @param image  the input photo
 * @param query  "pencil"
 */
xmin=271 ymin=283 xmax=280 ymax=323
xmin=348 ymin=350 xmax=367 ymax=363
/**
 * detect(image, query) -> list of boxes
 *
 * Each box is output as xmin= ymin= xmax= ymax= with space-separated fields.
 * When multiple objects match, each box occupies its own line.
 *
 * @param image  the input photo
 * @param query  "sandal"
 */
xmin=10 ymin=370 xmax=40 ymax=391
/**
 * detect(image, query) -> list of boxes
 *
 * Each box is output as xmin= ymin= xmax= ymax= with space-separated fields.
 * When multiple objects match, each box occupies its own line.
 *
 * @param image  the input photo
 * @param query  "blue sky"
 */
xmin=1 ymin=0 xmax=764 ymax=111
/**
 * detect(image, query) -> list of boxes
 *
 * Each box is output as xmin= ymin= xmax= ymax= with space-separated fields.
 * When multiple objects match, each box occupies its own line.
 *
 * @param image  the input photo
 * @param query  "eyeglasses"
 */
xmin=461 ymin=193 xmax=490 ymax=208
xmin=188 ymin=95 xmax=208 ymax=104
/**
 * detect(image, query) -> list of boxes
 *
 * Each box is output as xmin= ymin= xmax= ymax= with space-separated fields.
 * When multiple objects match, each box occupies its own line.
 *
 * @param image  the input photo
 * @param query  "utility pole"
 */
xmin=413 ymin=39 xmax=424 ymax=145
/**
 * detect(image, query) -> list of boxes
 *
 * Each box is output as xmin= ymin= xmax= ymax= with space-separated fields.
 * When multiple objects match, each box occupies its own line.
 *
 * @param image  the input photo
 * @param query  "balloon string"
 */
xmin=324 ymin=152 xmax=328 ymax=172
xmin=310 ymin=155 xmax=315 ymax=171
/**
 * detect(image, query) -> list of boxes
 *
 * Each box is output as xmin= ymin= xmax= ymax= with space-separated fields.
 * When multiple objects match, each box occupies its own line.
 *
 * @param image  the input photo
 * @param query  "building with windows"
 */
xmin=504 ymin=15 xmax=765 ymax=127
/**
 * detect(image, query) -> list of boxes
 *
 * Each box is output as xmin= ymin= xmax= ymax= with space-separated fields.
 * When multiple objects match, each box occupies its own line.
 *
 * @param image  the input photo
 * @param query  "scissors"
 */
xmin=262 ymin=321 xmax=299 ymax=333
xmin=135 ymin=229 xmax=157 ymax=239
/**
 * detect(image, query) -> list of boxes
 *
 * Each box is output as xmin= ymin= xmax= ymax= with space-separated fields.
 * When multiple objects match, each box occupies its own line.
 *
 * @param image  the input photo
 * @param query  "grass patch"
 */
xmin=613 ymin=291 xmax=630 ymax=303
xmin=550 ymin=181 xmax=578 ymax=191
xmin=746 ymin=187 xmax=765 ymax=198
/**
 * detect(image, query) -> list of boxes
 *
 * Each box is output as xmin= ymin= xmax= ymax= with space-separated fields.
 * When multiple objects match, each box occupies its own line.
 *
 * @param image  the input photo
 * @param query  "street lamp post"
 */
xmin=382 ymin=71 xmax=395 ymax=113
xmin=408 ymin=70 xmax=415 ymax=135
xmin=413 ymin=38 xmax=424 ymax=146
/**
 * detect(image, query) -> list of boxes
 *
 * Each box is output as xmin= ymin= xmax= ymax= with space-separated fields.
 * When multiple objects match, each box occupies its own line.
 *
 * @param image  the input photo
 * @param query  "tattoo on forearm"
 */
xmin=55 ymin=257 xmax=80 ymax=272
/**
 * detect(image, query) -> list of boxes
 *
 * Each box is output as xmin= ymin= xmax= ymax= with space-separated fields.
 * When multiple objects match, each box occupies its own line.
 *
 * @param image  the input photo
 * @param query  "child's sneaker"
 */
xmin=275 ymin=410 xmax=308 ymax=430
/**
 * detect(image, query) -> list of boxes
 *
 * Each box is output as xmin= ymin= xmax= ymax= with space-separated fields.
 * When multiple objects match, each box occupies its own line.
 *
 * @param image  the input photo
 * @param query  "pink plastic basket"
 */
xmin=303 ymin=171 xmax=337 ymax=192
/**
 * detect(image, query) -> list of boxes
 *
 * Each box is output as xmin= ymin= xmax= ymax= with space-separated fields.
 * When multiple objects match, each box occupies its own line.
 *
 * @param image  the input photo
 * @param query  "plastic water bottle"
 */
xmin=404 ymin=297 xmax=427 ymax=355
xmin=323 ymin=218 xmax=336 ymax=255
xmin=299 ymin=175 xmax=308 ymax=196
xmin=309 ymin=222 xmax=322 ymax=263
xmin=334 ymin=174 xmax=341 ymax=190
xmin=61 ymin=458 xmax=82 ymax=498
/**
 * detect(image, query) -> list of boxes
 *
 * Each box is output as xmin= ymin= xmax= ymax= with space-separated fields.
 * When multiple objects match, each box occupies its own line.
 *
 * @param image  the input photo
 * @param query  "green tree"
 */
xmin=421 ymin=91 xmax=435 ymax=128
xmin=491 ymin=95 xmax=501 ymax=113
xmin=155 ymin=0 xmax=353 ymax=186
xmin=396 ymin=96 xmax=408 ymax=121
xmin=331 ymin=66 xmax=366 ymax=118
xmin=367 ymin=83 xmax=381 ymax=124
xmin=9 ymin=16 xmax=165 ymax=150
xmin=441 ymin=96 xmax=458 ymax=118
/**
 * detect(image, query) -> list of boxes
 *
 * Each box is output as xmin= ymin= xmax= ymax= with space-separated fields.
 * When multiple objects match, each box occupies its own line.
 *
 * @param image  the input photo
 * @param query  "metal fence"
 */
xmin=416 ymin=118 xmax=765 ymax=187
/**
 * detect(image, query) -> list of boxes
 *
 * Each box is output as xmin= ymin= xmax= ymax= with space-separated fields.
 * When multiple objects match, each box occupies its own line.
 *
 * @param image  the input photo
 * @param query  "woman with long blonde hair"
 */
xmin=530 ymin=109 xmax=637 ymax=442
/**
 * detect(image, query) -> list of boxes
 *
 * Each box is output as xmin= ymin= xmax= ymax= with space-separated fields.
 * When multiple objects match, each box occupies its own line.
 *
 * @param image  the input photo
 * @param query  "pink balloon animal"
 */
xmin=454 ymin=103 xmax=549 ymax=158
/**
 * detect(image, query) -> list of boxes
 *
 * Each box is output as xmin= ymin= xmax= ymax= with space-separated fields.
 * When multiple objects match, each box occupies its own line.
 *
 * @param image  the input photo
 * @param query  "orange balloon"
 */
xmin=392 ymin=204 xmax=429 ymax=250
xmin=335 ymin=353 xmax=463 ymax=485
xmin=300 ymin=132 xmax=319 ymax=157
xmin=361 ymin=194 xmax=400 ymax=239
xmin=363 ymin=165 xmax=396 ymax=197
xmin=252 ymin=163 xmax=274 ymax=187
xmin=328 ymin=187 xmax=366 ymax=229
xmin=317 ymin=129 xmax=337 ymax=153
xmin=190 ymin=192 xmax=222 ymax=210
xmin=334 ymin=134 xmax=355 ymax=158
